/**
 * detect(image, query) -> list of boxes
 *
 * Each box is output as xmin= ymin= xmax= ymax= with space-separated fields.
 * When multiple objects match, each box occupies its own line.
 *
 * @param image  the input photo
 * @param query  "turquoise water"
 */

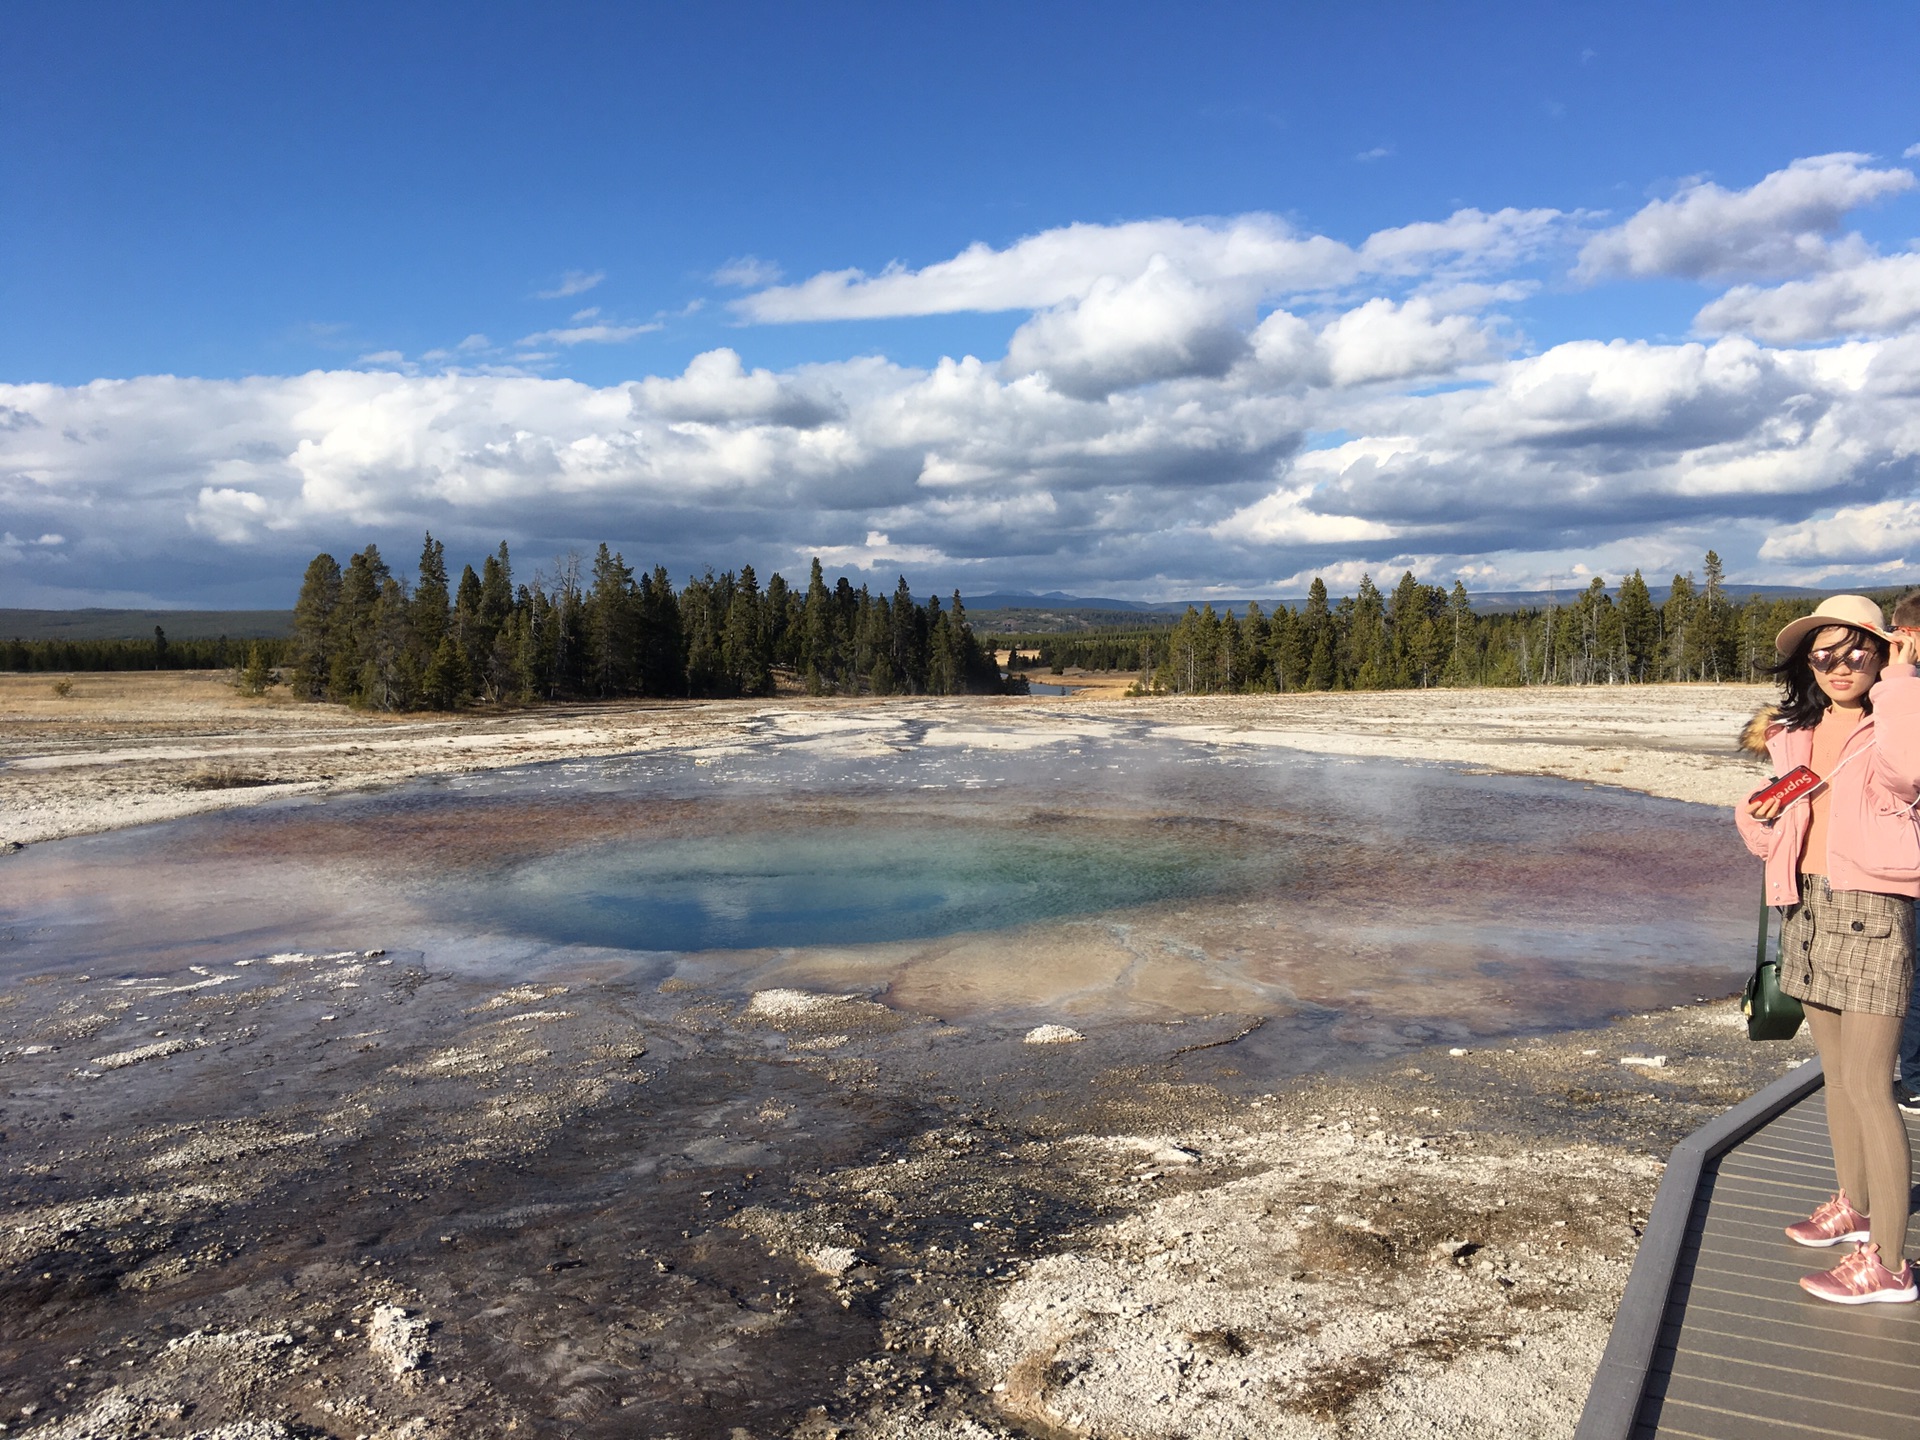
xmin=492 ymin=820 xmax=1254 ymax=952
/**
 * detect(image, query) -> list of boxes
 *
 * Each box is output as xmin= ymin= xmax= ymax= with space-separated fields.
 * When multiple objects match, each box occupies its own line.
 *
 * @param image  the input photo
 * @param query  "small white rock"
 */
xmin=368 ymin=1303 xmax=430 ymax=1375
xmin=748 ymin=989 xmax=853 ymax=1018
xmin=808 ymin=1245 xmax=861 ymax=1276
xmin=1620 ymin=1054 xmax=1667 ymax=1068
xmin=1024 ymin=1024 xmax=1084 ymax=1045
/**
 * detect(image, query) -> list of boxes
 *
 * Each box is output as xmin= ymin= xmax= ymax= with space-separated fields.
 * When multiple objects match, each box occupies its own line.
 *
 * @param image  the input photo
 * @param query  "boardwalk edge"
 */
xmin=1572 ymin=1056 xmax=1826 ymax=1440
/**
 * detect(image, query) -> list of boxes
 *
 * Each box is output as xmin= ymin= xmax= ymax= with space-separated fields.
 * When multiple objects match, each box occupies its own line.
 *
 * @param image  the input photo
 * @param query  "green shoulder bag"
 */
xmin=1742 ymin=873 xmax=1803 ymax=1041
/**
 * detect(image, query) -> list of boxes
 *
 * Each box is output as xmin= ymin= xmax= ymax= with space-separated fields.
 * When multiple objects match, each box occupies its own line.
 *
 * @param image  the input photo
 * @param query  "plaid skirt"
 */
xmin=1778 ymin=876 xmax=1915 ymax=1017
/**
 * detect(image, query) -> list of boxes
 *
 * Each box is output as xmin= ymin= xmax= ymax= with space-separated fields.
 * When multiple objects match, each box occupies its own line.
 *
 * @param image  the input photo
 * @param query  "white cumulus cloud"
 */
xmin=1760 ymin=497 xmax=1920 ymax=563
xmin=1577 ymin=153 xmax=1914 ymax=282
xmin=1001 ymin=257 xmax=1249 ymax=399
xmin=630 ymin=349 xmax=844 ymax=428
xmin=1320 ymin=297 xmax=1497 ymax=386
xmin=735 ymin=208 xmax=1570 ymax=324
xmin=1697 ymin=251 xmax=1920 ymax=342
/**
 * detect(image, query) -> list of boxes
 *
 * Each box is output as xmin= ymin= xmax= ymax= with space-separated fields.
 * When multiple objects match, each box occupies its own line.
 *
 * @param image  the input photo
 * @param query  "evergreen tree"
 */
xmin=1347 ymin=576 xmax=1388 ymax=689
xmin=1386 ymin=571 xmax=1423 ymax=686
xmin=424 ymin=630 xmax=471 ymax=709
xmin=802 ymin=558 xmax=835 ymax=692
xmin=1407 ymin=586 xmax=1448 ymax=687
xmin=365 ymin=575 xmax=416 ymax=710
xmin=1239 ymin=602 xmax=1275 ymax=690
xmin=474 ymin=543 xmax=515 ymax=699
xmin=1700 ymin=549 xmax=1734 ymax=681
xmin=585 ymin=545 xmax=639 ymax=697
xmin=1618 ymin=570 xmax=1658 ymax=682
xmin=637 ymin=566 xmax=685 ymax=695
xmin=1304 ymin=577 xmax=1336 ymax=690
xmin=552 ymin=553 xmax=588 ymax=696
xmin=948 ymin=590 xmax=1001 ymax=692
xmin=1662 ymin=573 xmax=1698 ymax=681
xmin=891 ymin=575 xmax=923 ymax=692
xmin=1442 ymin=581 xmax=1474 ymax=685
xmin=723 ymin=565 xmax=771 ymax=696
xmin=233 ymin=642 xmax=278 ymax=696
xmin=1269 ymin=603 xmax=1306 ymax=691
xmin=452 ymin=562 xmax=485 ymax=688
xmin=412 ymin=533 xmax=450 ymax=654
xmin=764 ymin=571 xmax=795 ymax=667
xmin=1592 ymin=579 xmax=1627 ymax=683
xmin=508 ymin=586 xmax=550 ymax=701
xmin=925 ymin=595 xmax=958 ymax=694
xmin=330 ymin=546 xmax=390 ymax=704
xmin=681 ymin=570 xmax=726 ymax=696
xmin=289 ymin=553 xmax=342 ymax=699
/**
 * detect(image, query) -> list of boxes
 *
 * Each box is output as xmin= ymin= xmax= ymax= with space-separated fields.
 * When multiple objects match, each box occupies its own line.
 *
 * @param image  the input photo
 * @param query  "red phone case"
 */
xmin=1749 ymin=764 xmax=1822 ymax=808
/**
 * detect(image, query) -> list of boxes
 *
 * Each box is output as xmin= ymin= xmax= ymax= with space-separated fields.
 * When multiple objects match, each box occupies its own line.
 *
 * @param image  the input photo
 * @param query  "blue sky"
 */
xmin=6 ymin=2 xmax=1920 ymax=606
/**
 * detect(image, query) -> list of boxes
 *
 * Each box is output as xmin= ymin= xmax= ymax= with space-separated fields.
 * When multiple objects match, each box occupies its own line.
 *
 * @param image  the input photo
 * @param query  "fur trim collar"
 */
xmin=1739 ymin=705 xmax=1780 ymax=757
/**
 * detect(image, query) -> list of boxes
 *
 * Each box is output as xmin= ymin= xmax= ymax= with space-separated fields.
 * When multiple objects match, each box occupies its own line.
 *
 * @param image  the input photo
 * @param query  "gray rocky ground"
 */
xmin=0 ymin=946 xmax=1812 ymax=1439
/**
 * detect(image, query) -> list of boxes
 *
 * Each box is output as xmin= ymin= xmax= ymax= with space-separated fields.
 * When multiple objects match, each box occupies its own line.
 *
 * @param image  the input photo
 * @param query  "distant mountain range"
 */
xmin=961 ymin=591 xmax=1176 ymax=613
xmin=0 ymin=608 xmax=297 ymax=643
xmin=964 ymin=581 xmax=1842 ymax=623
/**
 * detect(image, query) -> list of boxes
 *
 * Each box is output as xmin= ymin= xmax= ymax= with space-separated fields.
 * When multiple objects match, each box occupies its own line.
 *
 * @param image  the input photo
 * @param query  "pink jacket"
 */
xmin=1735 ymin=663 xmax=1920 ymax=905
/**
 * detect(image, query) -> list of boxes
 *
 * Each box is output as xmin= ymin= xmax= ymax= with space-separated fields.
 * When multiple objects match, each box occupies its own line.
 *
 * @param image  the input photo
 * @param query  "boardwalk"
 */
xmin=1580 ymin=1062 xmax=1920 ymax=1439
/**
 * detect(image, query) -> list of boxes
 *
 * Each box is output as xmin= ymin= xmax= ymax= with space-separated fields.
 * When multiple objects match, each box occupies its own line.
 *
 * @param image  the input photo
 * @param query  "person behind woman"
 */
xmin=1738 ymin=594 xmax=1920 ymax=1304
xmin=1890 ymin=586 xmax=1920 ymax=1114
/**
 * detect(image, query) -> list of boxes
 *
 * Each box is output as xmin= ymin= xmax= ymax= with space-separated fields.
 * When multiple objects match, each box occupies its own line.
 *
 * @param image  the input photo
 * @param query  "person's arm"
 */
xmin=1870 ymin=634 xmax=1920 ymax=800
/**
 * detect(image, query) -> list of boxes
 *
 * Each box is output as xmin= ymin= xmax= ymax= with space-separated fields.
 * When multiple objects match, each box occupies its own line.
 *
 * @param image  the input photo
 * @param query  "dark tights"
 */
xmin=1804 ymin=1003 xmax=1912 ymax=1259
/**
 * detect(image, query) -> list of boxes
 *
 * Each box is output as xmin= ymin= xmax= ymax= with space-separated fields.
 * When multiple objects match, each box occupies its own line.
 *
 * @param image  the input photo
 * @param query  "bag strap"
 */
xmin=1755 ymin=869 xmax=1773 ymax=969
xmin=1776 ymin=736 xmax=1882 ymax=811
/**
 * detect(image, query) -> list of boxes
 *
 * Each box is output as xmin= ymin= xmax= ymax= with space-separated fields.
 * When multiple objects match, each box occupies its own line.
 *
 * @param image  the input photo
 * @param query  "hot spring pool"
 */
xmin=490 ymin=820 xmax=1260 ymax=952
xmin=0 ymin=713 xmax=1756 ymax=1043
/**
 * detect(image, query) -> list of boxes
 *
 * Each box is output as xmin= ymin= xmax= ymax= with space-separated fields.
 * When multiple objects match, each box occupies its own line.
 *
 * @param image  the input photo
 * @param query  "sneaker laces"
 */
xmin=1830 ymin=1244 xmax=1899 ymax=1294
xmin=1810 ymin=1193 xmax=1856 ymax=1225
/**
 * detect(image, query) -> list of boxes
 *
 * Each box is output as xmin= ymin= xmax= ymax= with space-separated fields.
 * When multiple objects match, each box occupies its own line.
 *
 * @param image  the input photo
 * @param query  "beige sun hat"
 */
xmin=1774 ymin=594 xmax=1894 ymax=656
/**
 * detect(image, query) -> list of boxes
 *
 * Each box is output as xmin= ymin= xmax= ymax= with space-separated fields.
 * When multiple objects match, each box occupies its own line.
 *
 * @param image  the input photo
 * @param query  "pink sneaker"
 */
xmin=1784 ymin=1192 xmax=1871 ymax=1247
xmin=1799 ymin=1244 xmax=1919 ymax=1305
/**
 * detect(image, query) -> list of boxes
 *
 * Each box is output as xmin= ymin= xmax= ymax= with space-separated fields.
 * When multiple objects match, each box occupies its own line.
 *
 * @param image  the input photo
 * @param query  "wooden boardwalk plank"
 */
xmin=1632 ymin=1092 xmax=1920 ymax=1439
xmin=1652 ymin=1317 xmax=1920 ymax=1374
xmin=1651 ymin=1343 xmax=1920 ymax=1406
xmin=1638 ymin=1397 xmax=1917 ymax=1440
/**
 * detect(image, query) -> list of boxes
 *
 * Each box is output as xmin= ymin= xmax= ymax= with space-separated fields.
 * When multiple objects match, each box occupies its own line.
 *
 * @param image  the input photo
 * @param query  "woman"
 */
xmin=1738 ymin=594 xmax=1920 ymax=1303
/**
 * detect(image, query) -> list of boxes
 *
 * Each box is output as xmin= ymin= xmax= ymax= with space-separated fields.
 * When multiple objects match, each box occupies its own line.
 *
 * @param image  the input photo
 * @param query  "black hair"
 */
xmin=1770 ymin=623 xmax=1891 ymax=730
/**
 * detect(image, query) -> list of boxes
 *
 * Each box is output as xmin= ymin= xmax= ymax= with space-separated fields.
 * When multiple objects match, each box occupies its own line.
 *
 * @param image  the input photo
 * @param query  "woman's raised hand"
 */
xmin=1895 ymin=630 xmax=1920 ymax=668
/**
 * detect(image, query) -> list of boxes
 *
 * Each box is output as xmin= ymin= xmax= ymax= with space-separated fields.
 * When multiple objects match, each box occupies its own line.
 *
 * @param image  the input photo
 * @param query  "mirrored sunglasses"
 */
xmin=1809 ymin=646 xmax=1880 ymax=674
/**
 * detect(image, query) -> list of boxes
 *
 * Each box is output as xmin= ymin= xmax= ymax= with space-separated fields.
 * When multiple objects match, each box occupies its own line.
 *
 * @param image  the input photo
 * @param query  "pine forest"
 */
xmin=1015 ymin=552 xmax=1853 ymax=695
xmin=276 ymin=537 xmax=1005 ymax=710
xmin=1 ymin=540 xmax=1892 ymax=708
